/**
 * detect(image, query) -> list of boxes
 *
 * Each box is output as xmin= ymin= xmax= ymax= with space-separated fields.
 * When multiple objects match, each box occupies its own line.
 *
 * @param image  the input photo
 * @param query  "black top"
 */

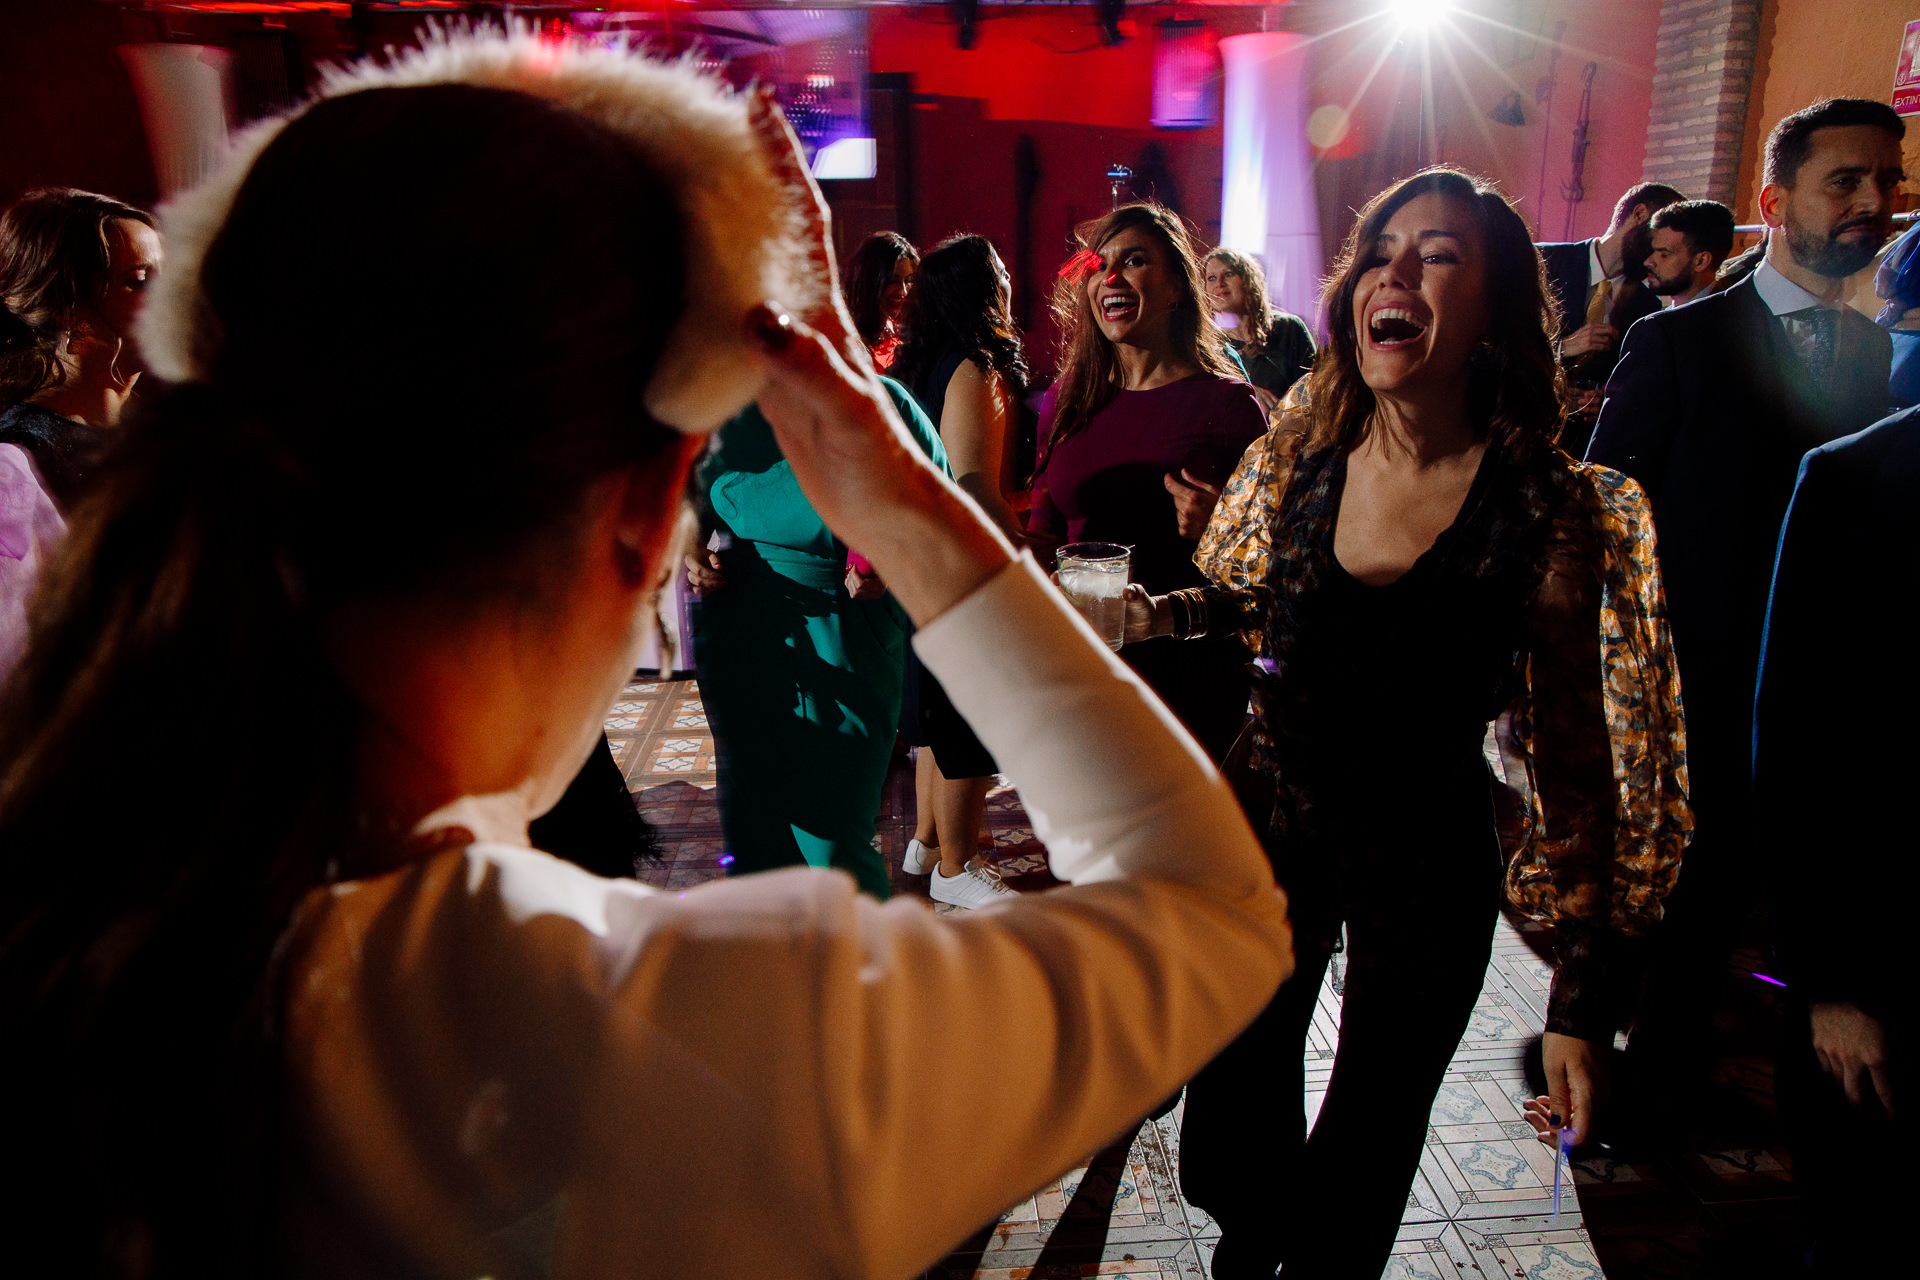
xmin=1294 ymin=451 xmax=1522 ymax=805
xmin=909 ymin=347 xmax=1043 ymax=488
xmin=0 ymin=401 xmax=101 ymax=511
xmin=908 ymin=348 xmax=969 ymax=427
xmin=1200 ymin=433 xmax=1648 ymax=1039
xmin=1227 ymin=311 xmax=1316 ymax=401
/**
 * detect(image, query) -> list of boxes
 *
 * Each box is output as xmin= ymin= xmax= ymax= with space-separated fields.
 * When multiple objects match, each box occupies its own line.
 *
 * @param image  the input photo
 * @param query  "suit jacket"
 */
xmin=1538 ymin=239 xmax=1662 ymax=344
xmin=1539 ymin=239 xmax=1663 ymax=458
xmin=1587 ymin=274 xmax=1894 ymax=783
xmin=1752 ymin=408 xmax=1918 ymax=1015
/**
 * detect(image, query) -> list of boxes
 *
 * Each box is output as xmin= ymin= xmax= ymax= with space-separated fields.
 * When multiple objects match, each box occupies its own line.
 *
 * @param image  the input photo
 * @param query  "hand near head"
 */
xmin=1525 ymin=1031 xmax=1609 ymax=1148
xmin=1812 ymin=1002 xmax=1895 ymax=1115
xmin=1163 ymin=468 xmax=1225 ymax=540
xmin=743 ymin=92 xmax=1012 ymax=625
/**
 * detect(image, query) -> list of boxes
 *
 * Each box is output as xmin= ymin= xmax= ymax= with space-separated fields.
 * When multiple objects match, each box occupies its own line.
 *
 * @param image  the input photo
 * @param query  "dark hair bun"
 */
xmin=0 ymin=303 xmax=35 ymax=353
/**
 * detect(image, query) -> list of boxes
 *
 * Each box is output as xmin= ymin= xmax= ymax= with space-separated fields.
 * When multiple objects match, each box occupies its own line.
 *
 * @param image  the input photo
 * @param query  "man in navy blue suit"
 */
xmin=1588 ymin=98 xmax=1903 ymax=1107
xmin=1754 ymin=409 xmax=1912 ymax=1273
xmin=1538 ymin=181 xmax=1686 ymax=456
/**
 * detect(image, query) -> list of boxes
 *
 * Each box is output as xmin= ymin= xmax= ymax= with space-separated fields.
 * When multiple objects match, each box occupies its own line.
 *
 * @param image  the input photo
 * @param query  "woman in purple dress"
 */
xmin=1029 ymin=203 xmax=1265 ymax=760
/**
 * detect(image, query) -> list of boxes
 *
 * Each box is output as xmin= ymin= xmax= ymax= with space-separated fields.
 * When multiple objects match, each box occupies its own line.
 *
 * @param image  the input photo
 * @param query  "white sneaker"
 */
xmin=930 ymin=857 xmax=1021 ymax=909
xmin=903 ymin=838 xmax=939 ymax=875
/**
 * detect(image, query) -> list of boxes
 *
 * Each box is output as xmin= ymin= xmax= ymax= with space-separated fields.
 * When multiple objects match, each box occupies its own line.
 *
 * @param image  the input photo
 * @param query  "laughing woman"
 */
xmin=1126 ymin=169 xmax=1691 ymax=1278
xmin=1029 ymin=204 xmax=1265 ymax=762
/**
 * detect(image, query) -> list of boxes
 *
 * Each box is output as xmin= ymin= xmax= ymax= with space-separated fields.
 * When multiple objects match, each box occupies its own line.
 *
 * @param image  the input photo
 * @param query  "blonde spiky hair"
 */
xmin=137 ymin=25 xmax=817 ymax=434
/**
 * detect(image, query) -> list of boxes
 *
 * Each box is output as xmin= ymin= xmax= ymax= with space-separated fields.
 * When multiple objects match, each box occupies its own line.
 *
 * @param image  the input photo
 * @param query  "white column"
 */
xmin=118 ymin=44 xmax=232 ymax=199
xmin=1219 ymin=32 xmax=1323 ymax=334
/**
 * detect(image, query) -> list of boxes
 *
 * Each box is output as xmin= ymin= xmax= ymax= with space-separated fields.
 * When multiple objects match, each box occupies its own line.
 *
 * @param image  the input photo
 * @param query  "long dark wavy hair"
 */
xmin=0 ymin=188 xmax=155 ymax=404
xmin=1204 ymin=246 xmax=1277 ymax=358
xmin=0 ymin=84 xmax=683 ymax=1276
xmin=843 ymin=230 xmax=918 ymax=350
xmin=894 ymin=233 xmax=1028 ymax=402
xmin=1301 ymin=167 xmax=1566 ymax=459
xmin=1042 ymin=202 xmax=1239 ymax=468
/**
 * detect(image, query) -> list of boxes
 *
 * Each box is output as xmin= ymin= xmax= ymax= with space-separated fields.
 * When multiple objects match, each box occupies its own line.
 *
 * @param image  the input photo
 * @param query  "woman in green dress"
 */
xmin=689 ymin=383 xmax=946 ymax=898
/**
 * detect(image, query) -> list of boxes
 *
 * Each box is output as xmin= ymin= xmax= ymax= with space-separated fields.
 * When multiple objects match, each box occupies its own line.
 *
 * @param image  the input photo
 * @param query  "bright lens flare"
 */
xmin=1385 ymin=0 xmax=1455 ymax=30
xmin=1306 ymin=104 xmax=1352 ymax=150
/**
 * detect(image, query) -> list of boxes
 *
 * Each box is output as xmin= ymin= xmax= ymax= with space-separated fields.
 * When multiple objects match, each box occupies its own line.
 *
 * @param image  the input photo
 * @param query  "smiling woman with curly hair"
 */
xmin=1126 ymin=167 xmax=1691 ymax=1279
xmin=1029 ymin=202 xmax=1266 ymax=763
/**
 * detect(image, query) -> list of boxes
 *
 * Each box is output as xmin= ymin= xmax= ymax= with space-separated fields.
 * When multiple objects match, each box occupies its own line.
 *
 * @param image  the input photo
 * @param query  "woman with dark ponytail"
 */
xmin=891 ymin=233 xmax=1030 ymax=908
xmin=0 ymin=32 xmax=1290 ymax=1278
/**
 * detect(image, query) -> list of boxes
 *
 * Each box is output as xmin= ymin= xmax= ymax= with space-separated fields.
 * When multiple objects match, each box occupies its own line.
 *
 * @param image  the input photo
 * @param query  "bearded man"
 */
xmin=1588 ymin=97 xmax=1903 ymax=1123
xmin=1539 ymin=181 xmax=1686 ymax=454
xmin=1643 ymin=199 xmax=1736 ymax=308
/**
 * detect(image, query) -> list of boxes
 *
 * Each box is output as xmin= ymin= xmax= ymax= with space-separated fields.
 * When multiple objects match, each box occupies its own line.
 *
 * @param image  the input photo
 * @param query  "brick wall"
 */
xmin=1641 ymin=0 xmax=1764 ymax=206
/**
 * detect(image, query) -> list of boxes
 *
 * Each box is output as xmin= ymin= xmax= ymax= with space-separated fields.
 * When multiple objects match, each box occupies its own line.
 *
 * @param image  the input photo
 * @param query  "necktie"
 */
xmin=1585 ymin=278 xmax=1614 ymax=329
xmin=1797 ymin=307 xmax=1841 ymax=405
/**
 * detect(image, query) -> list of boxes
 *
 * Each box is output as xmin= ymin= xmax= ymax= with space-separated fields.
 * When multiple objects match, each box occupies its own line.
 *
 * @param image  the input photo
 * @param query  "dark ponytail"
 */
xmin=0 ymin=84 xmax=686 ymax=1275
xmin=0 ymin=382 xmax=357 ymax=1272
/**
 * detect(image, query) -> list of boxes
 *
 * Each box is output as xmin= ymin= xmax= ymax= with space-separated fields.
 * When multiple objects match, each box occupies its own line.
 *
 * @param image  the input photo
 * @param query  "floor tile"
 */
xmin=610 ymin=678 xmax=1826 ymax=1277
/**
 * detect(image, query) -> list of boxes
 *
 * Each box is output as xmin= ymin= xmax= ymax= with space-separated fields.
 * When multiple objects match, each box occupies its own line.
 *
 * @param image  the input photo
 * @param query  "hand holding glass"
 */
xmin=1055 ymin=542 xmax=1130 ymax=651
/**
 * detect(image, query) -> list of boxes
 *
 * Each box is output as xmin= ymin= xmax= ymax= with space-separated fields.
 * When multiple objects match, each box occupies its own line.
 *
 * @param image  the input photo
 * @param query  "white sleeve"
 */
xmin=574 ymin=557 xmax=1291 ymax=1276
xmin=285 ymin=559 xmax=1291 ymax=1280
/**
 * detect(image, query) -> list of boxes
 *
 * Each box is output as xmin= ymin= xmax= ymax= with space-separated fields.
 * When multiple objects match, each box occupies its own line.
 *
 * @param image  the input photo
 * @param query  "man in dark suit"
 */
xmin=1588 ymin=98 xmax=1904 ymax=1106
xmin=1539 ymin=181 xmax=1686 ymax=456
xmin=1753 ymin=408 xmax=1912 ymax=1274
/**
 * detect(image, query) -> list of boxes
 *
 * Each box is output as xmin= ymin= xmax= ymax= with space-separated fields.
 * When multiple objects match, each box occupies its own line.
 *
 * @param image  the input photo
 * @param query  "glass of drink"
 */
xmin=1056 ymin=542 xmax=1131 ymax=651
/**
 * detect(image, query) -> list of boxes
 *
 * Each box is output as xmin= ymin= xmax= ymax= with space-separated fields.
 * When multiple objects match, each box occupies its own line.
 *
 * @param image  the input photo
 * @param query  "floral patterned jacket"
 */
xmin=1192 ymin=424 xmax=1692 ymax=1040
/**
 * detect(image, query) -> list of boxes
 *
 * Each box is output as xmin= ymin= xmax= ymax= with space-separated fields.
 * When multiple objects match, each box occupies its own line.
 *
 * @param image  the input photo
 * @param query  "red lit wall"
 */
xmin=0 ymin=0 xmax=158 ymax=209
xmin=872 ymin=7 xmax=1163 ymax=129
xmin=867 ymin=4 xmax=1665 ymax=376
xmin=869 ymin=7 xmax=1257 ymax=378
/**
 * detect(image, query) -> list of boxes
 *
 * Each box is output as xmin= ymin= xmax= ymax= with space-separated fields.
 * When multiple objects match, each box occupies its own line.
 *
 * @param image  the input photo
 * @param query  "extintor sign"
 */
xmin=1893 ymin=20 xmax=1920 ymax=116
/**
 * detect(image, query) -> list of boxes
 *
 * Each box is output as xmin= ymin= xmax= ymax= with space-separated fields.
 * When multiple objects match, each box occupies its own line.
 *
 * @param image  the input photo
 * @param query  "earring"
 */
xmin=1469 ymin=340 xmax=1501 ymax=371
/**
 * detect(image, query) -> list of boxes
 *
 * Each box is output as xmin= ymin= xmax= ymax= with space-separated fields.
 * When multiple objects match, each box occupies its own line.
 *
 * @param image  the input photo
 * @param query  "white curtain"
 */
xmin=1219 ymin=32 xmax=1323 ymax=335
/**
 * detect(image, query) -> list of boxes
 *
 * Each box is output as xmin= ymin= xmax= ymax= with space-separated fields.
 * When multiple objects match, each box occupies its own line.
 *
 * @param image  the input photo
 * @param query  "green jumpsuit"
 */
xmin=691 ymin=381 xmax=947 ymax=899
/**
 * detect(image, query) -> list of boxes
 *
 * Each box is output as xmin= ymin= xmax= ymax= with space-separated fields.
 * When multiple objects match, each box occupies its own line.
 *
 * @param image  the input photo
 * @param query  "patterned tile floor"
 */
xmin=607 ymin=679 xmax=1804 ymax=1279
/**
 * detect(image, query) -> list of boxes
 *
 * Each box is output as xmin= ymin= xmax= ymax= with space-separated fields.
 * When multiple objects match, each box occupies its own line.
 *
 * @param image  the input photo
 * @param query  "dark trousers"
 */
xmin=1181 ymin=778 xmax=1502 ymax=1279
xmin=1122 ymin=631 xmax=1250 ymax=764
xmin=1778 ymin=998 xmax=1902 ymax=1274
